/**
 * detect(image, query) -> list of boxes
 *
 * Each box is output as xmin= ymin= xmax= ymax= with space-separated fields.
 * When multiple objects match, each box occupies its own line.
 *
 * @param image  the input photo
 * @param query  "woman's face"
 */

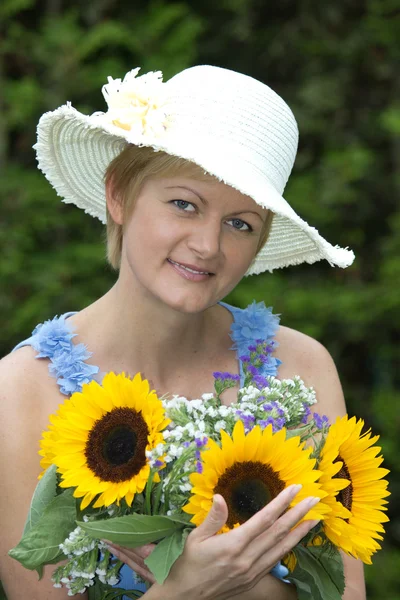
xmin=119 ymin=176 xmax=267 ymax=313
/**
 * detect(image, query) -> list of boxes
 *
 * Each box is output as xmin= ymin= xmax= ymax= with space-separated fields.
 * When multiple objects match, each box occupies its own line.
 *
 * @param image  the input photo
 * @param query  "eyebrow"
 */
xmin=165 ymin=185 xmax=207 ymax=205
xmin=165 ymin=185 xmax=265 ymax=222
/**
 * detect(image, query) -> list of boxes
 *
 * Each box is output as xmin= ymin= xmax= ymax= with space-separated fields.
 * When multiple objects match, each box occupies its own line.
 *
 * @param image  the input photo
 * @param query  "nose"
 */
xmin=186 ymin=218 xmax=221 ymax=259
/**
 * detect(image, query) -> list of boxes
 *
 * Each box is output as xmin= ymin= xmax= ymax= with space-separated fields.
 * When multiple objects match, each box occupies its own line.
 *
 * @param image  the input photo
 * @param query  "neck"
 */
xmin=74 ymin=277 xmax=228 ymax=390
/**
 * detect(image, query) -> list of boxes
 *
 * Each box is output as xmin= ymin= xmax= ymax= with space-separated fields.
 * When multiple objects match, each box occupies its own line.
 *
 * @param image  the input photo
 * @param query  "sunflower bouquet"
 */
xmin=9 ymin=341 xmax=390 ymax=600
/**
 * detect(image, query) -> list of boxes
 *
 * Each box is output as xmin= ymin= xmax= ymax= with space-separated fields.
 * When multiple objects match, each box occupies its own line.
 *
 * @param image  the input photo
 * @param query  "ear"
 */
xmin=105 ymin=176 xmax=124 ymax=225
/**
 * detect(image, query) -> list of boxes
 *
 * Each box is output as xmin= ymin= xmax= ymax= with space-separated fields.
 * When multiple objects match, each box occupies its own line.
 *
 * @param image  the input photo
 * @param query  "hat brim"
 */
xmin=34 ymin=104 xmax=355 ymax=275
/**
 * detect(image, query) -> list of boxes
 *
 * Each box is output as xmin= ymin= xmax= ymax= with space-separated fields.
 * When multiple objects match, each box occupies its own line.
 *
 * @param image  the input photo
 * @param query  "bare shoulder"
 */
xmin=274 ymin=325 xmax=347 ymax=421
xmin=0 ymin=348 xmax=74 ymax=598
xmin=275 ymin=325 xmax=336 ymax=380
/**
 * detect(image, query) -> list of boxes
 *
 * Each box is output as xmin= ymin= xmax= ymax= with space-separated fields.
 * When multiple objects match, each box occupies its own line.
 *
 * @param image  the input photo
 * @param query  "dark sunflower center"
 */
xmin=85 ymin=407 xmax=149 ymax=483
xmin=334 ymin=455 xmax=353 ymax=512
xmin=215 ymin=461 xmax=285 ymax=528
xmin=103 ymin=426 xmax=137 ymax=466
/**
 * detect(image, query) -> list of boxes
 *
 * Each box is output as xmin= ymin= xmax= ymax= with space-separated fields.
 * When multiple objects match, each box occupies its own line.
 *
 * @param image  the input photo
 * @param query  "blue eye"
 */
xmin=173 ymin=200 xmax=195 ymax=211
xmin=228 ymin=218 xmax=252 ymax=232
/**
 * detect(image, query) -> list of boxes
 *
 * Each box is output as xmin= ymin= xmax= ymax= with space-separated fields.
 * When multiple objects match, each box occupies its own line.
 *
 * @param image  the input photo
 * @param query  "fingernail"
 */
xmin=105 ymin=543 xmax=118 ymax=555
xmin=288 ymin=484 xmax=302 ymax=496
xmin=306 ymin=497 xmax=321 ymax=507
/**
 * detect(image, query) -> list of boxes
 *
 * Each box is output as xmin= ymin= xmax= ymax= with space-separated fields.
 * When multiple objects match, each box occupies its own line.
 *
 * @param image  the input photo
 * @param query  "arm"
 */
xmin=0 ymin=349 xmax=87 ymax=600
xmin=274 ymin=326 xmax=367 ymax=600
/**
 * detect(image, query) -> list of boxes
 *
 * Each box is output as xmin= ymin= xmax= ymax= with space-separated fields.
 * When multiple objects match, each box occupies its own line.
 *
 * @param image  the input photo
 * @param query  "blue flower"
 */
xmin=32 ymin=315 xmax=77 ymax=358
xmin=230 ymin=301 xmax=280 ymax=355
xmin=313 ymin=413 xmax=330 ymax=429
xmin=49 ymin=343 xmax=99 ymax=395
xmin=262 ymin=355 xmax=282 ymax=377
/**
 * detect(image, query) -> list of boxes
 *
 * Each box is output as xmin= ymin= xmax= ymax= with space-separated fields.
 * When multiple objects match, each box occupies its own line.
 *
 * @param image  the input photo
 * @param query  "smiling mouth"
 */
xmin=167 ymin=259 xmax=214 ymax=276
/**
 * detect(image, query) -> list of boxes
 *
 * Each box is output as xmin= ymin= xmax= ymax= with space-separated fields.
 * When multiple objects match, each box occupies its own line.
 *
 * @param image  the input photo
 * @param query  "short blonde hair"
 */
xmin=104 ymin=146 xmax=273 ymax=270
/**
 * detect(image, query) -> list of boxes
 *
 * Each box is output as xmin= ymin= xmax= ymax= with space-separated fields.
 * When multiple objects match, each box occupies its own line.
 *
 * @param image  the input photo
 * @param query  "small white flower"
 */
xmin=214 ymin=420 xmax=226 ymax=432
xmin=202 ymin=393 xmax=214 ymax=401
xmin=206 ymin=407 xmax=218 ymax=418
xmin=155 ymin=443 xmax=165 ymax=455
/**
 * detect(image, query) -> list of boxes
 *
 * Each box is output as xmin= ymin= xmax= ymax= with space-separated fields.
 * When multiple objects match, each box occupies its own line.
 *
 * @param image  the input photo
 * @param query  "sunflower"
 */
xmin=39 ymin=372 xmax=170 ymax=509
xmin=318 ymin=415 xmax=390 ymax=564
xmin=183 ymin=420 xmax=330 ymax=533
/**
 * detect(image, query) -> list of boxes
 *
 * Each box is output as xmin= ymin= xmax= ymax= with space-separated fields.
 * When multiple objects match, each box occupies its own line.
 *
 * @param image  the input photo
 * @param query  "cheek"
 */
xmin=223 ymin=237 xmax=258 ymax=275
xmin=123 ymin=210 xmax=184 ymax=260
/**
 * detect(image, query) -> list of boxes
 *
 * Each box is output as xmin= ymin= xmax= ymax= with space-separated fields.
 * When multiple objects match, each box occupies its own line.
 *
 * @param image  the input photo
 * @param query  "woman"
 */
xmin=0 ymin=65 xmax=366 ymax=599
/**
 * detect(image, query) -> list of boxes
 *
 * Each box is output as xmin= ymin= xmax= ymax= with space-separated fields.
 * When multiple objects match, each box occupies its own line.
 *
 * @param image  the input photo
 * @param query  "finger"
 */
xmin=105 ymin=543 xmax=147 ymax=569
xmin=189 ymin=494 xmax=228 ymax=542
xmin=131 ymin=543 xmax=156 ymax=560
xmin=256 ymin=517 xmax=320 ymax=574
xmin=236 ymin=484 xmax=303 ymax=540
xmin=251 ymin=496 xmax=321 ymax=561
xmin=105 ymin=545 xmax=156 ymax=584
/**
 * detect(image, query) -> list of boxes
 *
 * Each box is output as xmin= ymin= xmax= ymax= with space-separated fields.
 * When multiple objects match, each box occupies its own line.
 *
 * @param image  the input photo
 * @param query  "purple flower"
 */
xmin=195 ymin=450 xmax=201 ymax=460
xmin=154 ymin=459 xmax=164 ymax=468
xmin=247 ymin=365 xmax=259 ymax=377
xmin=263 ymin=403 xmax=274 ymax=411
xmin=273 ymin=417 xmax=286 ymax=432
xmin=183 ymin=441 xmax=190 ymax=448
xmin=48 ymin=343 xmax=99 ymax=395
xmin=196 ymin=461 xmax=203 ymax=474
xmin=237 ymin=412 xmax=255 ymax=433
xmin=195 ymin=436 xmax=208 ymax=448
xmin=32 ymin=315 xmax=77 ymax=358
xmin=253 ymin=374 xmax=269 ymax=389
xmin=230 ymin=301 xmax=280 ymax=354
xmin=313 ymin=413 xmax=329 ymax=429
xmin=239 ymin=355 xmax=250 ymax=363
xmin=213 ymin=371 xmax=240 ymax=382
xmin=259 ymin=417 xmax=275 ymax=429
xmin=301 ymin=404 xmax=312 ymax=424
xmin=248 ymin=345 xmax=257 ymax=352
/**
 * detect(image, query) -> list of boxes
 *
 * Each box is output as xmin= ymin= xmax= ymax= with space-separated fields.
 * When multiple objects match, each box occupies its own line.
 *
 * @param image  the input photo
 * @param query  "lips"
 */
xmin=167 ymin=259 xmax=214 ymax=276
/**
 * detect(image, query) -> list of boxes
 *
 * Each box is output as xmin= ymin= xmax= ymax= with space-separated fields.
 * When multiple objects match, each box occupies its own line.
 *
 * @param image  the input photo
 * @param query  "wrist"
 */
xmin=143 ymin=582 xmax=183 ymax=600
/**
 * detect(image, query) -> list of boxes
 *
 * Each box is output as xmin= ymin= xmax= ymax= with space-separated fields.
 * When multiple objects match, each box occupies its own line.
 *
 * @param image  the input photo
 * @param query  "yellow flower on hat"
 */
xmin=100 ymin=68 xmax=168 ymax=137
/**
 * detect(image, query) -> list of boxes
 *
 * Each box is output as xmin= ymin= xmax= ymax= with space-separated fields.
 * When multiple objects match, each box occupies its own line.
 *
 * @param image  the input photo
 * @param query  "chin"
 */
xmin=154 ymin=287 xmax=216 ymax=314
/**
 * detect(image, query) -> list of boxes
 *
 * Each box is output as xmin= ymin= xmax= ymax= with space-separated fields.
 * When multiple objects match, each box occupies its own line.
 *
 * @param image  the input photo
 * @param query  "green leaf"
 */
xmin=144 ymin=527 xmax=191 ymax=584
xmin=308 ymin=545 xmax=345 ymax=595
xmin=287 ymin=544 xmax=344 ymax=600
xmin=8 ymin=489 xmax=76 ymax=570
xmin=80 ymin=514 xmax=187 ymax=547
xmin=87 ymin=581 xmax=144 ymax=600
xmin=87 ymin=580 xmax=144 ymax=599
xmin=23 ymin=464 xmax=58 ymax=535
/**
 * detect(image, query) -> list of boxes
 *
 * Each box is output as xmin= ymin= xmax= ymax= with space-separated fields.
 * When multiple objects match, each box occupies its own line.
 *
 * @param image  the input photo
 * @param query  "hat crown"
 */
xmin=164 ymin=65 xmax=299 ymax=195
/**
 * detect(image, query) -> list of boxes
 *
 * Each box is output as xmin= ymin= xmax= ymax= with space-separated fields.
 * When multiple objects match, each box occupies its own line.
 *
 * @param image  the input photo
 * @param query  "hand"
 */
xmin=154 ymin=485 xmax=320 ymax=600
xmin=103 ymin=541 xmax=156 ymax=584
xmin=107 ymin=485 xmax=319 ymax=600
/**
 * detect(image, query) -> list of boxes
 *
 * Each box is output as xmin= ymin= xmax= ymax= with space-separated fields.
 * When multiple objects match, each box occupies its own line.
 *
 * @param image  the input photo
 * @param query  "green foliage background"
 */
xmin=1 ymin=0 xmax=399 ymax=597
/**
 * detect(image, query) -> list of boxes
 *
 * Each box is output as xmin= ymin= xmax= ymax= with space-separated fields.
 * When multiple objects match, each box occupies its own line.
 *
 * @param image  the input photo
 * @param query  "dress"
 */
xmin=12 ymin=300 xmax=289 ymax=594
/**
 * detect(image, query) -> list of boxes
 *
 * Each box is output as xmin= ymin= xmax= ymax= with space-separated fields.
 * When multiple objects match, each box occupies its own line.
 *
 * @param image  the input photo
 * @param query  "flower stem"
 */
xmin=144 ymin=470 xmax=155 ymax=515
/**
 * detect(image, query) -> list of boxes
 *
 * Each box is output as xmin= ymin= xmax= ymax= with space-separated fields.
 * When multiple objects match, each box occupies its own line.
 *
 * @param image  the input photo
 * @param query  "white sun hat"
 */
xmin=34 ymin=64 xmax=354 ymax=274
